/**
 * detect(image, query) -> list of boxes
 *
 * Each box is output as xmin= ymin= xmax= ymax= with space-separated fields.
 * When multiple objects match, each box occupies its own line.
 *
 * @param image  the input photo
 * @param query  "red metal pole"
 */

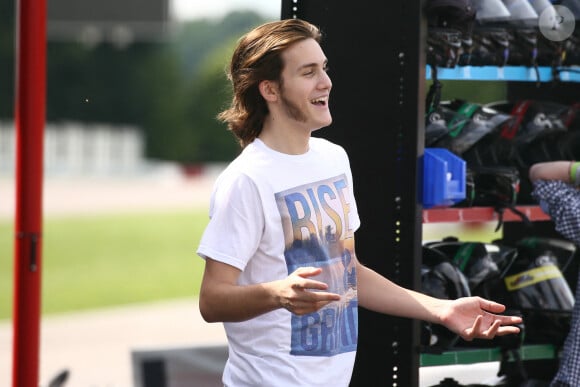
xmin=12 ymin=0 xmax=46 ymax=386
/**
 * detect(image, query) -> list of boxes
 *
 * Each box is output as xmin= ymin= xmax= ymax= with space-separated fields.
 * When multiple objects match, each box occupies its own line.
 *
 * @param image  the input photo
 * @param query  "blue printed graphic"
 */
xmin=275 ymin=174 xmax=358 ymax=357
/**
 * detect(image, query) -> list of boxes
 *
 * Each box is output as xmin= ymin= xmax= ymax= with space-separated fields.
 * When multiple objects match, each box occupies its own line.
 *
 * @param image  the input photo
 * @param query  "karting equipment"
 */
xmin=425 ymin=0 xmax=477 ymax=34
xmin=421 ymin=244 xmax=472 ymax=300
xmin=497 ymin=237 xmax=575 ymax=345
xmin=425 ymin=0 xmax=477 ymax=67
xmin=427 ymin=28 xmax=464 ymax=68
xmin=425 ymin=239 xmax=518 ymax=295
xmin=429 ymin=100 xmax=514 ymax=167
xmin=470 ymin=165 xmax=529 ymax=231
xmin=469 ymin=26 xmax=511 ymax=66
xmin=486 ymin=100 xmax=570 ymax=169
xmin=420 ymin=245 xmax=471 ymax=350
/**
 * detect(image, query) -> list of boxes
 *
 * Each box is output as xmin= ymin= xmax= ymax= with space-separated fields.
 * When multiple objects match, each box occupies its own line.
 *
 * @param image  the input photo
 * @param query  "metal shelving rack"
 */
xmin=282 ymin=1 xmax=425 ymax=385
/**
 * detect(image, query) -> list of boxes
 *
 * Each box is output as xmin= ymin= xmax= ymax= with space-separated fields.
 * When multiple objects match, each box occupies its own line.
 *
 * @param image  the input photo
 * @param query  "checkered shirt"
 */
xmin=532 ymin=179 xmax=580 ymax=387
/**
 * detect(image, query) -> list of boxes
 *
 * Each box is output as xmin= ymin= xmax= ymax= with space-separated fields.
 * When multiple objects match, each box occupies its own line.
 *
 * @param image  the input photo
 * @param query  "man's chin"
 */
xmin=312 ymin=117 xmax=332 ymax=131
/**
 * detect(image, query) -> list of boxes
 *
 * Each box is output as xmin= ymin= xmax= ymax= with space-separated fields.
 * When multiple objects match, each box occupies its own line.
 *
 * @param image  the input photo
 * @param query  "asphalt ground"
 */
xmin=0 ymin=297 xmax=503 ymax=387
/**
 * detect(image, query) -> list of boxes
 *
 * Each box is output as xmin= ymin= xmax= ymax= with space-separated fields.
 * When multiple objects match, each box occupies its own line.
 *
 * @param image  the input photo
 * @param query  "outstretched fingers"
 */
xmin=281 ymin=267 xmax=341 ymax=315
xmin=456 ymin=297 xmax=523 ymax=341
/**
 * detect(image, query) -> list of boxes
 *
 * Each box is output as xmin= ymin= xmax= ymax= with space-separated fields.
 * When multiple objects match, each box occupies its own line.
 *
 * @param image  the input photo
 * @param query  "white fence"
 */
xmin=0 ymin=121 xmax=145 ymax=177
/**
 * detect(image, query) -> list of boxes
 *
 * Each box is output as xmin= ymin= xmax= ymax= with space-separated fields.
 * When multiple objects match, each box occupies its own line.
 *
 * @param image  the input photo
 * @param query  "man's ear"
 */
xmin=259 ymin=80 xmax=278 ymax=102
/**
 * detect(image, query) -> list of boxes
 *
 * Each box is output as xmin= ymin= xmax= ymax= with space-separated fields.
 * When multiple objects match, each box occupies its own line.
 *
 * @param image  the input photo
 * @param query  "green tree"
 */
xmin=2 ymin=10 xmax=269 ymax=164
xmin=144 ymin=12 xmax=267 ymax=162
xmin=182 ymin=40 xmax=240 ymax=163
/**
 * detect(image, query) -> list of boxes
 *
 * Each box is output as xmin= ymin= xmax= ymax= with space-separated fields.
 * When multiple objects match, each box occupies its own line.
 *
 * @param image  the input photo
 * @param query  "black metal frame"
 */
xmin=281 ymin=1 xmax=426 ymax=385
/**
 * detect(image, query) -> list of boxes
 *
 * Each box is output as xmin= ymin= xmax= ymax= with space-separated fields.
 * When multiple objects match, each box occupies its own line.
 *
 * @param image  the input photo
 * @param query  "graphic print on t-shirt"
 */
xmin=275 ymin=174 xmax=358 ymax=357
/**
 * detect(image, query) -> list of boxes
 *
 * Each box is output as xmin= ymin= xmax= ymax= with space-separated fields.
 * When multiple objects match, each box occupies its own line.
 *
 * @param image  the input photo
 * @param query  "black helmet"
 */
xmin=500 ymin=1 xmax=539 ymax=66
xmin=505 ymin=28 xmax=539 ymax=67
xmin=427 ymin=28 xmax=464 ymax=68
xmin=425 ymin=240 xmax=518 ymax=295
xmin=516 ymin=236 xmax=577 ymax=279
xmin=486 ymin=100 xmax=570 ymax=169
xmin=423 ymin=239 xmax=525 ymax=351
xmin=429 ymin=100 xmax=514 ymax=166
xmin=425 ymin=0 xmax=477 ymax=35
xmin=499 ymin=237 xmax=575 ymax=345
xmin=425 ymin=107 xmax=454 ymax=147
xmin=421 ymin=245 xmax=471 ymax=350
xmin=469 ymin=27 xmax=511 ymax=66
xmin=422 ymin=244 xmax=472 ymax=300
xmin=489 ymin=100 xmax=569 ymax=144
xmin=426 ymin=0 xmax=477 ymax=68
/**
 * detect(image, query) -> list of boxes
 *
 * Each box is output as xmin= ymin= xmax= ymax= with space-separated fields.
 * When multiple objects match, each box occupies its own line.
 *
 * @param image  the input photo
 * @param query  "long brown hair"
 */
xmin=217 ymin=19 xmax=322 ymax=148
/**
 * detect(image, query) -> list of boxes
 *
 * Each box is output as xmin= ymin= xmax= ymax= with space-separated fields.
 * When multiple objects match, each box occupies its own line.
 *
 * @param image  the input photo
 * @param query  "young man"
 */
xmin=197 ymin=18 xmax=522 ymax=386
xmin=529 ymin=160 xmax=580 ymax=387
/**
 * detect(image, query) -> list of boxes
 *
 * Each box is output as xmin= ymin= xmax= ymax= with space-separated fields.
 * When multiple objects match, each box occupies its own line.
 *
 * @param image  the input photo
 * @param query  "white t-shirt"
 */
xmin=197 ymin=137 xmax=361 ymax=387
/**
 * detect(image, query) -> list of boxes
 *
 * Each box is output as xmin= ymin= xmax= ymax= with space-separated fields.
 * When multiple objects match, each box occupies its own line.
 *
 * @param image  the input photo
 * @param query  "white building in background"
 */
xmin=0 ymin=121 xmax=146 ymax=177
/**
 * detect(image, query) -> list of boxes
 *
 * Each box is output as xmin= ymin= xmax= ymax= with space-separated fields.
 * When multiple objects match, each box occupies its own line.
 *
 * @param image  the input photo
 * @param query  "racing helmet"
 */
xmin=485 ymin=100 xmax=570 ymax=169
xmin=498 ymin=237 xmax=575 ymax=345
xmin=422 ymin=244 xmax=472 ymax=300
xmin=425 ymin=240 xmax=518 ymax=295
xmin=421 ymin=245 xmax=472 ymax=350
xmin=430 ymin=100 xmax=514 ymax=167
xmin=426 ymin=0 xmax=477 ymax=68
xmin=425 ymin=0 xmax=477 ymax=34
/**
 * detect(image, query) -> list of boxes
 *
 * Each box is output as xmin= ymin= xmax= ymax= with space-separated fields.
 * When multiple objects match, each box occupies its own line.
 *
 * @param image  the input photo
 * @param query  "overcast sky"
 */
xmin=170 ymin=0 xmax=281 ymax=20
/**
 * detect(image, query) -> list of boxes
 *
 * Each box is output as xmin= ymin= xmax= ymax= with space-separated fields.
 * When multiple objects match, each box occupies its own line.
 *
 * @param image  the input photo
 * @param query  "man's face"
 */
xmin=278 ymin=38 xmax=333 ymax=131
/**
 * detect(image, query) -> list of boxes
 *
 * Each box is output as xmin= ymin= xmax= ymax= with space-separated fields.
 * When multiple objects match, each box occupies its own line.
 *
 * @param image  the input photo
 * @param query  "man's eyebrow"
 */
xmin=297 ymin=59 xmax=328 ymax=71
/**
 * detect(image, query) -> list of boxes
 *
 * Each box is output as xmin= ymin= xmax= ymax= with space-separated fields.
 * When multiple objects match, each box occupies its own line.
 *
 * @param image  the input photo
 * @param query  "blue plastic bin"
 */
xmin=423 ymin=148 xmax=466 ymax=209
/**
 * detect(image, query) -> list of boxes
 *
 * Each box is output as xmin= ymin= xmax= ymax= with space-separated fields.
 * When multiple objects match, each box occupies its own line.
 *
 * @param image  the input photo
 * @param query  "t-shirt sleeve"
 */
xmin=197 ymin=172 xmax=264 ymax=271
xmin=532 ymin=179 xmax=580 ymax=245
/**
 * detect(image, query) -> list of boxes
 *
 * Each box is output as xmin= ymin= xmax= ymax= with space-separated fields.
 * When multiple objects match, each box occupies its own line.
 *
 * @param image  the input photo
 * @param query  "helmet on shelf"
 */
xmin=425 ymin=239 xmax=518 ymax=295
xmin=495 ymin=237 xmax=575 ymax=345
xmin=485 ymin=100 xmax=570 ymax=169
xmin=499 ymin=1 xmax=539 ymax=67
xmin=427 ymin=28 xmax=464 ymax=68
xmin=423 ymin=239 xmax=525 ymax=351
xmin=429 ymin=100 xmax=514 ymax=167
xmin=422 ymin=244 xmax=472 ymax=300
xmin=425 ymin=0 xmax=477 ymax=35
xmin=516 ymin=237 xmax=577 ymax=279
xmin=425 ymin=0 xmax=477 ymax=68
xmin=425 ymin=104 xmax=458 ymax=147
xmin=504 ymin=28 xmax=538 ymax=67
xmin=420 ymin=245 xmax=471 ymax=350
xmin=469 ymin=27 xmax=511 ymax=66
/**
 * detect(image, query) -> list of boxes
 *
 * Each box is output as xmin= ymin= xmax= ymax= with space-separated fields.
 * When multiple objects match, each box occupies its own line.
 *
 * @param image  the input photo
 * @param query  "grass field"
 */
xmin=0 ymin=210 xmax=209 ymax=320
xmin=0 ymin=209 xmax=499 ymax=321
